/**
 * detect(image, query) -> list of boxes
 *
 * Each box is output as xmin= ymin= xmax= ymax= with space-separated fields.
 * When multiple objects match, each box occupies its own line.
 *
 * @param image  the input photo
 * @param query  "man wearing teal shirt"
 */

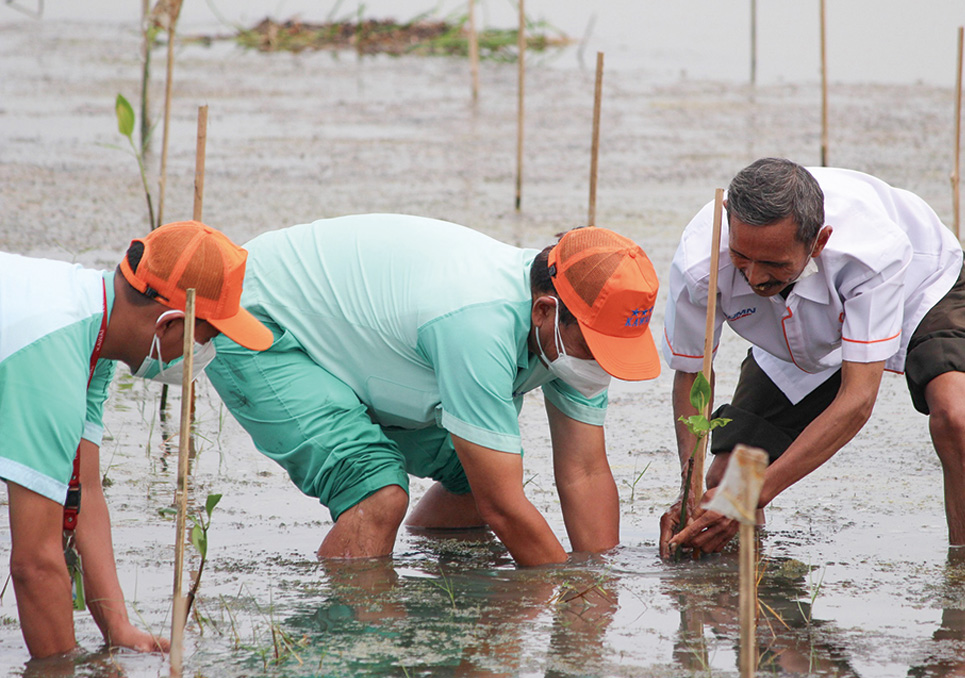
xmin=0 ymin=221 xmax=271 ymax=658
xmin=208 ymin=214 xmax=661 ymax=566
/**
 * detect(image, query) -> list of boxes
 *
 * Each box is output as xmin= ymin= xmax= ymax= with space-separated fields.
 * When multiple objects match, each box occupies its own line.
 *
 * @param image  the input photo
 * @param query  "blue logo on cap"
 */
xmin=625 ymin=306 xmax=653 ymax=328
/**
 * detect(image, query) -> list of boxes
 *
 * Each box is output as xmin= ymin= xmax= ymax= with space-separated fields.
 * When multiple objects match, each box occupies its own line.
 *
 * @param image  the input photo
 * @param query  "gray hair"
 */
xmin=725 ymin=158 xmax=825 ymax=244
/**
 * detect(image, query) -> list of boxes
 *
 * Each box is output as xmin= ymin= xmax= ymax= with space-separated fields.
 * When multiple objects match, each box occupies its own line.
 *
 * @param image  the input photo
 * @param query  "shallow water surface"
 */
xmin=0 ymin=5 xmax=963 ymax=677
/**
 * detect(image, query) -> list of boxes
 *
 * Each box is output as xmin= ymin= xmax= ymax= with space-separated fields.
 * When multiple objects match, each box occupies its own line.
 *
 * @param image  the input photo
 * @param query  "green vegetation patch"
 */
xmin=232 ymin=16 xmax=570 ymax=60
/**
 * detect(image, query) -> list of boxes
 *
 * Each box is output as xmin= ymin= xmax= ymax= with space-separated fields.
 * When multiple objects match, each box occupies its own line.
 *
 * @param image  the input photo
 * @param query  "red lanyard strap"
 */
xmin=64 ymin=278 xmax=108 ymax=532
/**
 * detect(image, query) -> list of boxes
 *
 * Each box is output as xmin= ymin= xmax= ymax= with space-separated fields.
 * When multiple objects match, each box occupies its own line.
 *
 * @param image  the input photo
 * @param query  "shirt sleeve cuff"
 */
xmin=82 ymin=421 xmax=104 ymax=446
xmin=439 ymin=410 xmax=522 ymax=454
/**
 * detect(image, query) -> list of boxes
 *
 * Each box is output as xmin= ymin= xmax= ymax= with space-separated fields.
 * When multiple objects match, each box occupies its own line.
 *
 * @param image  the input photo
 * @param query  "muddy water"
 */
xmin=1 ymin=6 xmax=964 ymax=678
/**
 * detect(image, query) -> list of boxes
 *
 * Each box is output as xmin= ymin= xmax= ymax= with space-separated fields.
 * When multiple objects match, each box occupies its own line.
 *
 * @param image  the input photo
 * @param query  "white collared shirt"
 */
xmin=662 ymin=167 xmax=964 ymax=403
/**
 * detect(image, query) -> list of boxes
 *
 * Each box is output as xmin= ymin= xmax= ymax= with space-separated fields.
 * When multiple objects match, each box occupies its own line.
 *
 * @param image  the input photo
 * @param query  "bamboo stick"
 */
xmin=169 ymin=288 xmax=196 ymax=676
xmin=700 ymin=443 xmax=767 ymax=674
xmin=750 ymin=0 xmax=757 ymax=85
xmin=694 ymin=189 xmax=725 ymax=498
xmin=140 ymin=0 xmax=152 ymax=157
xmin=953 ymin=26 xmax=963 ymax=239
xmin=193 ymin=105 xmax=207 ymax=222
xmin=820 ymin=0 xmax=828 ymax=167
xmin=468 ymin=0 xmax=479 ymax=102
xmin=734 ymin=445 xmax=768 ymax=678
xmin=156 ymin=11 xmax=177 ymax=228
xmin=588 ymin=52 xmax=604 ymax=227
xmin=515 ymin=0 xmax=525 ymax=211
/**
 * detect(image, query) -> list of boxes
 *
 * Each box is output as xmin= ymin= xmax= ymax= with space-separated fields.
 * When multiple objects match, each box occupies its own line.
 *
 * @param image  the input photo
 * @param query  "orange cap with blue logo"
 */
xmin=119 ymin=220 xmax=273 ymax=351
xmin=548 ymin=227 xmax=660 ymax=380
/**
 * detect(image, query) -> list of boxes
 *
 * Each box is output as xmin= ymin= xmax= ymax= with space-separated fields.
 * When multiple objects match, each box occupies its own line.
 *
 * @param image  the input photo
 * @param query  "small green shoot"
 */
xmin=675 ymin=372 xmax=730 ymax=559
xmin=624 ymin=461 xmax=651 ymax=503
xmin=159 ymin=492 xmax=222 ymax=619
xmin=430 ymin=567 xmax=457 ymax=610
xmin=114 ymin=93 xmax=156 ymax=230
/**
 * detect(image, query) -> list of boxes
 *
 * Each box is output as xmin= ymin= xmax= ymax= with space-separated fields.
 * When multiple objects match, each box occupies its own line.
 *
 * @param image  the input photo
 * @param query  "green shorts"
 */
xmin=207 ymin=323 xmax=471 ymax=521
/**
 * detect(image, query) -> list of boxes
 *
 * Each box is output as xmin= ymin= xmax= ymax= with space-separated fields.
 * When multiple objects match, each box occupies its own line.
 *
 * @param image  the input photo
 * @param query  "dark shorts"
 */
xmin=712 ymin=263 xmax=965 ymax=460
xmin=710 ymin=350 xmax=841 ymax=463
xmin=905 ymin=263 xmax=965 ymax=414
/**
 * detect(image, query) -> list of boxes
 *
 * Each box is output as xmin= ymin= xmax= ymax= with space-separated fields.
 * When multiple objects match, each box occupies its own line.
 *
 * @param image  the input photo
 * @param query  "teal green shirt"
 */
xmin=239 ymin=214 xmax=607 ymax=453
xmin=0 ymin=254 xmax=115 ymax=503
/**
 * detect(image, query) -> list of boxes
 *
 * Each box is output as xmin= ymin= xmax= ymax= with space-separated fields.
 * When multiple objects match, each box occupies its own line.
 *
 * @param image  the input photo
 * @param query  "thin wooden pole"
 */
xmin=140 ymin=0 xmax=152 ymax=157
xmin=193 ymin=106 xmax=208 ymax=222
xmin=701 ymin=443 xmax=767 ymax=675
xmin=735 ymin=445 xmax=768 ymax=678
xmin=156 ymin=0 xmax=183 ymax=228
xmin=953 ymin=26 xmax=963 ymax=239
xmin=169 ymin=288 xmax=196 ymax=676
xmin=588 ymin=52 xmax=604 ymax=227
xmin=187 ymin=105 xmax=208 ymax=434
xmin=694 ymin=189 xmax=725 ymax=498
xmin=749 ymin=0 xmax=757 ymax=85
xmin=819 ymin=0 xmax=828 ymax=167
xmin=468 ymin=0 xmax=480 ymax=102
xmin=739 ymin=519 xmax=756 ymax=677
xmin=515 ymin=0 xmax=525 ymax=212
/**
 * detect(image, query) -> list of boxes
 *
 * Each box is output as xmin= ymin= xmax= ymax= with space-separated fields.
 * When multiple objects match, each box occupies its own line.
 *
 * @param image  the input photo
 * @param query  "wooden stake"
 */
xmin=169 ymin=288 xmax=195 ymax=676
xmin=702 ymin=443 xmax=768 ymax=675
xmin=468 ymin=0 xmax=480 ymax=102
xmin=694 ymin=189 xmax=725 ymax=497
xmin=515 ymin=0 xmax=525 ymax=212
xmin=193 ymin=105 xmax=208 ymax=222
xmin=156 ymin=0 xmax=183 ymax=228
xmin=749 ymin=0 xmax=757 ymax=85
xmin=819 ymin=0 xmax=829 ymax=167
xmin=953 ymin=26 xmax=963 ymax=239
xmin=588 ymin=52 xmax=604 ymax=227
xmin=739 ymin=519 xmax=756 ymax=677
xmin=140 ymin=0 xmax=152 ymax=157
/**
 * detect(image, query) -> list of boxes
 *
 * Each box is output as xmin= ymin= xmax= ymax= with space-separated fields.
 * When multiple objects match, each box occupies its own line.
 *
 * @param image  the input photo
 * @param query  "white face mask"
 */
xmin=132 ymin=310 xmax=218 ymax=385
xmin=536 ymin=300 xmax=611 ymax=398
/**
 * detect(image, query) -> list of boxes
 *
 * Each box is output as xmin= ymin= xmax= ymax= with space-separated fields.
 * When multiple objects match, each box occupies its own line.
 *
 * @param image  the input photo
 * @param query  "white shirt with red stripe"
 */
xmin=662 ymin=167 xmax=964 ymax=404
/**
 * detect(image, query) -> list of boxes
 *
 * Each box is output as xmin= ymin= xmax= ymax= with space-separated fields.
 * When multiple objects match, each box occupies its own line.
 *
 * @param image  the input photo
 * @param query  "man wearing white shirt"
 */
xmin=658 ymin=157 xmax=965 ymax=557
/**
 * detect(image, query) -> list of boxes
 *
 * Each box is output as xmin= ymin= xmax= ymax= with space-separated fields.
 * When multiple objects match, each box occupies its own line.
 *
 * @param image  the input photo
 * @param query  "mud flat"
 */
xmin=0 ymin=12 xmax=960 ymax=677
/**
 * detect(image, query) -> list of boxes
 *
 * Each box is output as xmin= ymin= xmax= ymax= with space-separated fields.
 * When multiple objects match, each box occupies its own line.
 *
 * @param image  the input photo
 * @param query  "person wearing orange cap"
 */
xmin=0 ymin=221 xmax=272 ymax=659
xmin=206 ymin=214 xmax=661 ymax=566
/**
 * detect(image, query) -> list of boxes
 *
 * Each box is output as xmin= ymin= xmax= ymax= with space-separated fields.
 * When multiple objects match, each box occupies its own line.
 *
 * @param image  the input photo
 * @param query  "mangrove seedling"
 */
xmin=114 ymin=93 xmax=156 ymax=230
xmin=160 ymin=492 xmax=222 ymax=620
xmin=675 ymin=372 xmax=730 ymax=558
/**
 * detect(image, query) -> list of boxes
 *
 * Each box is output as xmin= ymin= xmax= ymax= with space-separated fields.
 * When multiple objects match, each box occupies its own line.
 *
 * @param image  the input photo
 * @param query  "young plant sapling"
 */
xmin=675 ymin=372 xmax=730 ymax=557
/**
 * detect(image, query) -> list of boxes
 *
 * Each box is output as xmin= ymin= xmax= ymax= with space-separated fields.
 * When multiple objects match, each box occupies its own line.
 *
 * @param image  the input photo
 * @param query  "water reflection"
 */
xmin=907 ymin=548 xmax=965 ymax=678
xmin=282 ymin=530 xmax=619 ymax=677
xmin=21 ymin=648 xmax=129 ymax=678
xmin=662 ymin=552 xmax=861 ymax=677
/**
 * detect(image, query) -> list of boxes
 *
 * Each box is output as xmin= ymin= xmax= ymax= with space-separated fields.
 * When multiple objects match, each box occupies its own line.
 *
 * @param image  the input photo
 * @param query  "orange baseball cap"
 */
xmin=548 ymin=227 xmax=660 ymax=380
xmin=119 ymin=221 xmax=273 ymax=351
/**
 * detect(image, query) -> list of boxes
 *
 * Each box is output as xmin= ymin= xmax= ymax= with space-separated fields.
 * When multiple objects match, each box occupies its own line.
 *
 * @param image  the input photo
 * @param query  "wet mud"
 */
xmin=0 ymin=11 xmax=962 ymax=678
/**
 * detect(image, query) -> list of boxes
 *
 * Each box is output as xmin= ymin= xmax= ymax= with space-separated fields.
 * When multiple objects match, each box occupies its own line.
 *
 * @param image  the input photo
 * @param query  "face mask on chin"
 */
xmin=132 ymin=309 xmax=218 ymax=385
xmin=536 ymin=299 xmax=611 ymax=398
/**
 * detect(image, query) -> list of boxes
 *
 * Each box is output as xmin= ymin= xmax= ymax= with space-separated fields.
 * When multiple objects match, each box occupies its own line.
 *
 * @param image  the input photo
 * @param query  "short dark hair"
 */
xmin=530 ymin=243 xmax=576 ymax=325
xmin=117 ymin=241 xmax=159 ymax=307
xmin=726 ymin=157 xmax=825 ymax=245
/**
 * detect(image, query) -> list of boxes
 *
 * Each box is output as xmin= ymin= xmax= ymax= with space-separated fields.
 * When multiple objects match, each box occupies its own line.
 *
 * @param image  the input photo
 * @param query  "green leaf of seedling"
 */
xmin=115 ymin=94 xmax=135 ymax=139
xmin=688 ymin=372 xmax=712 ymax=412
xmin=190 ymin=523 xmax=207 ymax=559
xmin=205 ymin=493 xmax=222 ymax=518
xmin=678 ymin=414 xmax=710 ymax=435
xmin=158 ymin=507 xmax=177 ymax=519
xmin=707 ymin=417 xmax=732 ymax=431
